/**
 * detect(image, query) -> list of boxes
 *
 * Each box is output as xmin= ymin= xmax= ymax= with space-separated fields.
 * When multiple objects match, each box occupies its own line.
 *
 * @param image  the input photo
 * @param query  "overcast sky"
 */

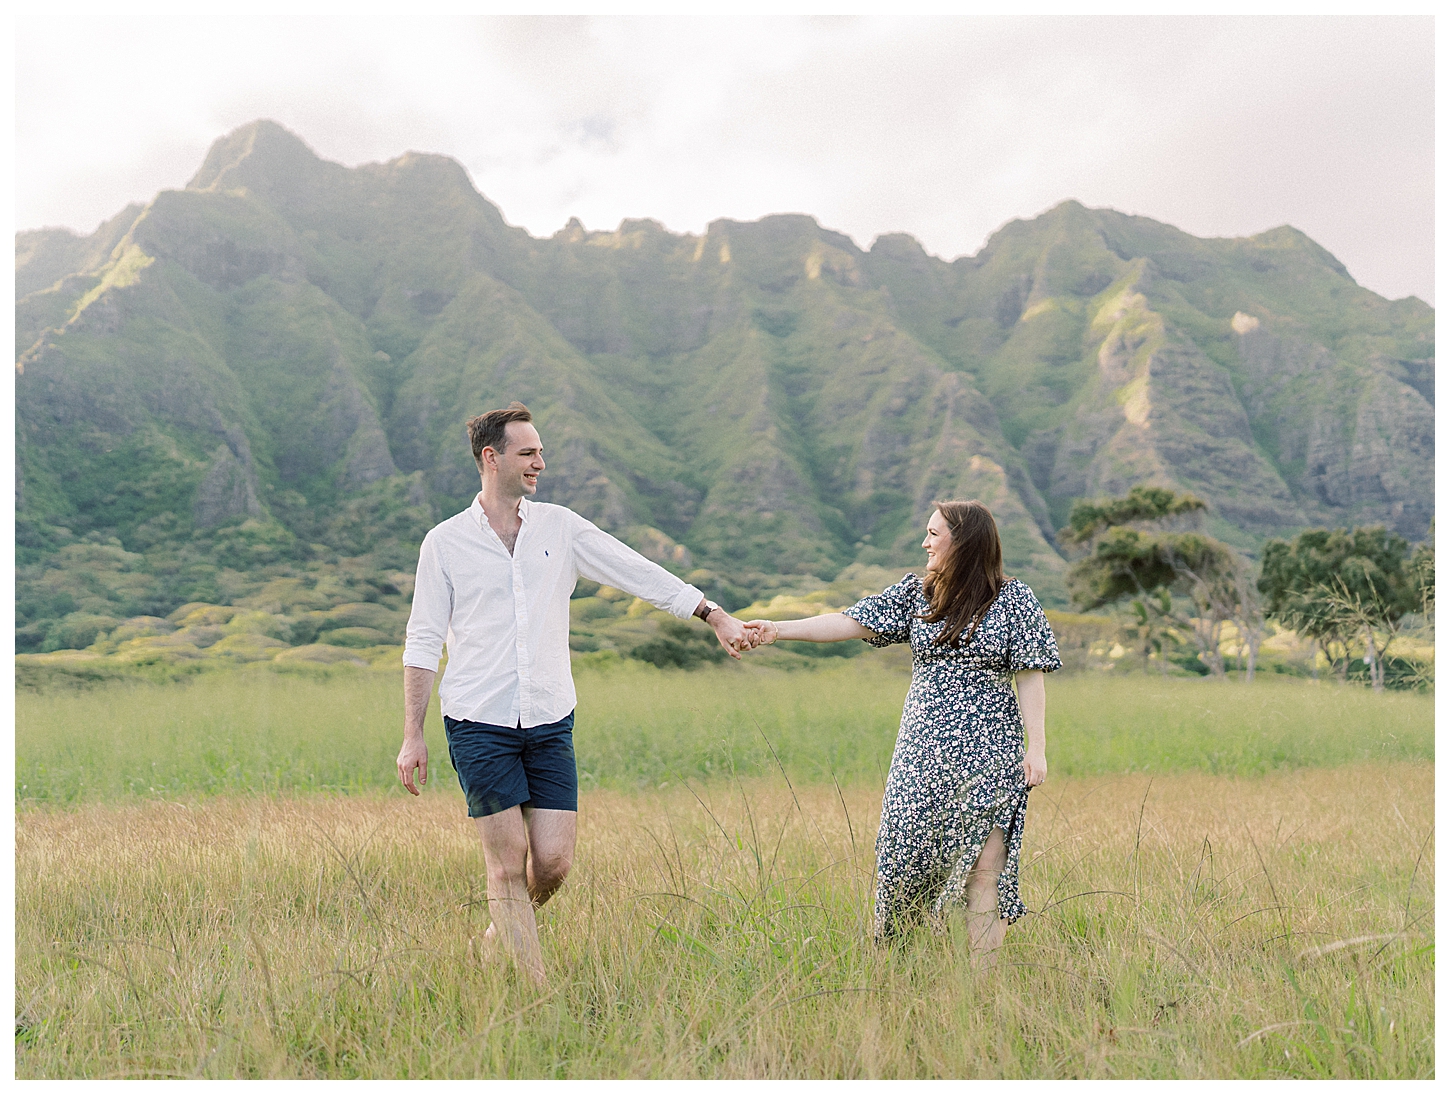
xmin=15 ymin=14 xmax=1435 ymax=303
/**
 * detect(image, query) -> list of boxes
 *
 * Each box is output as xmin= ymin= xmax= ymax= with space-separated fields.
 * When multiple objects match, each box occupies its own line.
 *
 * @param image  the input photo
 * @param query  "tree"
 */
xmin=1397 ymin=533 xmax=1436 ymax=689
xmin=1126 ymin=590 xmax=1174 ymax=674
xmin=1066 ymin=525 xmax=1180 ymax=672
xmin=1062 ymin=488 xmax=1250 ymax=679
xmin=1259 ymin=536 xmax=1346 ymax=681
xmin=1228 ymin=561 xmax=1266 ymax=682
xmin=1409 ymin=534 xmax=1435 ymax=615
xmin=1059 ymin=486 xmax=1209 ymax=547
xmin=1258 ymin=527 xmax=1418 ymax=691
xmin=1155 ymin=532 xmax=1253 ymax=679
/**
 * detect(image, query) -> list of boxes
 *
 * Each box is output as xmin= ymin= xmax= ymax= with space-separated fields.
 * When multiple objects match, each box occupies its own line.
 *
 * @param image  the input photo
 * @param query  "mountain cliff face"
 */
xmin=15 ymin=120 xmax=1433 ymax=644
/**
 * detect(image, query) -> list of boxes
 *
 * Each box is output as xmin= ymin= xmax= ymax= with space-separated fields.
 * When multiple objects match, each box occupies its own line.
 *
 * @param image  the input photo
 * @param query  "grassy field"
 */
xmin=16 ymin=766 xmax=1433 ymax=1078
xmin=15 ymin=663 xmax=1436 ymax=802
xmin=14 ymin=665 xmax=1435 ymax=1078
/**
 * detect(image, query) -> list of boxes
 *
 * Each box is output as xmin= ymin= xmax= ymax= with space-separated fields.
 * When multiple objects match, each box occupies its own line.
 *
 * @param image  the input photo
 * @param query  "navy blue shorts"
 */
xmin=442 ymin=711 xmax=578 ymax=818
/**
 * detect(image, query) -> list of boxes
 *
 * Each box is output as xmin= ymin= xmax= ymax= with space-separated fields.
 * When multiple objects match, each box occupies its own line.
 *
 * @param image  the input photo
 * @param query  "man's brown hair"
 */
xmin=467 ymin=402 xmax=533 ymax=472
xmin=919 ymin=499 xmax=1007 ymax=648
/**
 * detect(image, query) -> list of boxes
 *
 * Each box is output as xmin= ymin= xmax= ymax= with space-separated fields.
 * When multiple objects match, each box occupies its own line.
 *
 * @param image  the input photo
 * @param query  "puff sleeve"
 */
xmin=842 ymin=573 xmax=922 ymax=647
xmin=1004 ymin=580 xmax=1062 ymax=673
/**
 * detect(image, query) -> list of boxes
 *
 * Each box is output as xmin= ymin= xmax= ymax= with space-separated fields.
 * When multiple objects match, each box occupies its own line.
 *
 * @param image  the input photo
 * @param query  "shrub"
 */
xmin=628 ymin=620 xmax=727 ymax=669
xmin=40 ymin=613 xmax=121 ymax=652
xmin=317 ymin=627 xmax=389 ymax=648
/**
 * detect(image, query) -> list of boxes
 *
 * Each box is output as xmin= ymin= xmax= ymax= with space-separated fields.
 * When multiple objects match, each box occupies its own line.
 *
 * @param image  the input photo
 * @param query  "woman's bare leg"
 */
xmin=964 ymin=826 xmax=1008 ymax=966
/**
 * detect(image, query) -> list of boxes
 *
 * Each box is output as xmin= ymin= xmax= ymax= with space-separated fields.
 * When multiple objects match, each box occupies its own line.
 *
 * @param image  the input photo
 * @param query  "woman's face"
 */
xmin=922 ymin=509 xmax=953 ymax=573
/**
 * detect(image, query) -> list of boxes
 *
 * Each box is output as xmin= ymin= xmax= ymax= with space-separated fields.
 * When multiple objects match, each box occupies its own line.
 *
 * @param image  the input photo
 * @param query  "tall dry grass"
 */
xmin=16 ymin=763 xmax=1432 ymax=1078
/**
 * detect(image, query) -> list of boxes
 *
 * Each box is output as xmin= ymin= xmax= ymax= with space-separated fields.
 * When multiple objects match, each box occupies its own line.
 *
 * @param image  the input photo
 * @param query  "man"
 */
xmin=396 ymin=401 xmax=752 ymax=985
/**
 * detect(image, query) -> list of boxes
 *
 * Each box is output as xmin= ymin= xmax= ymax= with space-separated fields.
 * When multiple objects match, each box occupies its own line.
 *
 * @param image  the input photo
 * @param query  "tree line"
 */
xmin=1060 ymin=487 xmax=1434 ymax=691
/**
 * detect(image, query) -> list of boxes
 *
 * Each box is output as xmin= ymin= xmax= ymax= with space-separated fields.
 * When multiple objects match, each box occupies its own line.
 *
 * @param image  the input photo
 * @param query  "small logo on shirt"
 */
xmin=544 ymin=550 xmax=549 ymax=557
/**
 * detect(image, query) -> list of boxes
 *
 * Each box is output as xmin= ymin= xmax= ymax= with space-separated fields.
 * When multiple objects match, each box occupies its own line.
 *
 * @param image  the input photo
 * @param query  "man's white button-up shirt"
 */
xmin=402 ymin=496 xmax=704 ymax=728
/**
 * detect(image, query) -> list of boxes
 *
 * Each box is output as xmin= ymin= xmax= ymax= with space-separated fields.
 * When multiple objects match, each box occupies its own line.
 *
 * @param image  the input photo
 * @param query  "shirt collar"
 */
xmin=471 ymin=493 xmax=529 ymax=529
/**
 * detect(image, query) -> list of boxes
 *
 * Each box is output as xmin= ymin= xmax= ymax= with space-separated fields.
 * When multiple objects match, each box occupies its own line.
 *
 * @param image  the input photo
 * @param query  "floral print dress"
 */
xmin=843 ymin=574 xmax=1061 ymax=943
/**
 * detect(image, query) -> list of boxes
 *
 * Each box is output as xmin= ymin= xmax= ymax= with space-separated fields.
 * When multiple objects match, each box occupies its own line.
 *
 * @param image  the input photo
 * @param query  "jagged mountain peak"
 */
xmin=359 ymin=148 xmax=485 ymax=198
xmin=15 ymin=201 xmax=147 ymax=298
xmin=869 ymin=233 xmax=930 ymax=259
xmin=707 ymin=212 xmax=859 ymax=253
xmin=186 ymin=119 xmax=321 ymax=192
xmin=14 ymin=125 xmax=1434 ymax=637
xmin=1245 ymin=224 xmax=1353 ymax=278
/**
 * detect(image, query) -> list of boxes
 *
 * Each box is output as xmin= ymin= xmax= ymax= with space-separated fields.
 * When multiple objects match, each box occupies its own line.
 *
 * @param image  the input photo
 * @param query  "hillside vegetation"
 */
xmin=16 ymin=120 xmax=1433 ymax=657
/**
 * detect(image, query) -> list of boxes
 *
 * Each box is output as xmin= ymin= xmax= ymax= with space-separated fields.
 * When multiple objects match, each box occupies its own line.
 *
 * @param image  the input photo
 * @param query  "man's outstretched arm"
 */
xmin=397 ymin=666 xmax=436 ymax=795
xmin=573 ymin=518 xmax=752 ymax=657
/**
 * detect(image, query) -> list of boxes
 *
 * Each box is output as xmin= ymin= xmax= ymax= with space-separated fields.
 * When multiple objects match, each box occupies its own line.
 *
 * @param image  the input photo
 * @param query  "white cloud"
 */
xmin=15 ymin=13 xmax=1433 ymax=303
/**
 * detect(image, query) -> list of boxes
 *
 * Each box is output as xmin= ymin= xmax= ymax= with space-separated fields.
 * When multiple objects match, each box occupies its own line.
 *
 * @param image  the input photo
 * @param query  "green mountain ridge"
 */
xmin=15 ymin=120 xmax=1433 ymax=652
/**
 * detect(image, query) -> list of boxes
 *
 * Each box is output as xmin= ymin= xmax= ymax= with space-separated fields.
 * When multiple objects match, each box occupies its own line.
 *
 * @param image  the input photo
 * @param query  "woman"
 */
xmin=746 ymin=500 xmax=1060 ymax=958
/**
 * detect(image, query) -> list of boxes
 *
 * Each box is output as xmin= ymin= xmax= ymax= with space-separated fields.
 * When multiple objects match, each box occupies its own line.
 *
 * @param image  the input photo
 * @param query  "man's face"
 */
xmin=485 ymin=421 xmax=545 ymax=498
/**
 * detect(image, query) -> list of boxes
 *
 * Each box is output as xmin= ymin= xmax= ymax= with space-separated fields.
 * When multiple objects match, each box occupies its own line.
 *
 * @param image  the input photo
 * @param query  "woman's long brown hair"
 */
xmin=920 ymin=500 xmax=1006 ymax=647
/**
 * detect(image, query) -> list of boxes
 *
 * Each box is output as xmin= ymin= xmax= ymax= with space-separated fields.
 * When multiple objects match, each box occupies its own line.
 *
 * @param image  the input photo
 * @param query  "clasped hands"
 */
xmin=709 ymin=614 xmax=778 ymax=658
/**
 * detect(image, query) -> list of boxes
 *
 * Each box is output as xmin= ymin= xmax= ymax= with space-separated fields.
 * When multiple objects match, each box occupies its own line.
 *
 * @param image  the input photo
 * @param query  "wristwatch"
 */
xmin=695 ymin=599 xmax=722 ymax=622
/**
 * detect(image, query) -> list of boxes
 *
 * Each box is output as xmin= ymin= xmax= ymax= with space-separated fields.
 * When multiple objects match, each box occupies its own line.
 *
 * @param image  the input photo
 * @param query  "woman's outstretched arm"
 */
xmin=1016 ymin=669 xmax=1047 ymax=786
xmin=748 ymin=613 xmax=873 ymax=644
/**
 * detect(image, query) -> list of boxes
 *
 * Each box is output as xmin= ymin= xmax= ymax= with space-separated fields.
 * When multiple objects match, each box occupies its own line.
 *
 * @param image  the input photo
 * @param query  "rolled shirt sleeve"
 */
xmin=402 ymin=530 xmax=453 ymax=671
xmin=571 ymin=514 xmax=703 ymax=619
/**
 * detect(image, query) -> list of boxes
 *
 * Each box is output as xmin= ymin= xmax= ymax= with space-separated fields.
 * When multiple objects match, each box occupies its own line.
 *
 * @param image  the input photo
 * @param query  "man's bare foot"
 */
xmin=467 ymin=923 xmax=499 ymax=967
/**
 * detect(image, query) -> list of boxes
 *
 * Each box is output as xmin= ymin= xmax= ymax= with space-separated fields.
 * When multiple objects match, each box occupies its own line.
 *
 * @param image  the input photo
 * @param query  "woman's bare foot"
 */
xmin=965 ymin=910 xmax=1007 ymax=970
xmin=968 ymin=942 xmax=1002 ymax=972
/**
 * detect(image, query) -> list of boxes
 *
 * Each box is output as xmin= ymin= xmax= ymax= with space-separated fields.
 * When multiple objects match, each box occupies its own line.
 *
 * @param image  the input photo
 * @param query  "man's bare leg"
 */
xmin=520 ymin=806 xmax=577 ymax=905
xmin=473 ymin=806 xmax=577 ymax=983
xmin=964 ymin=826 xmax=1009 ymax=968
xmin=473 ymin=806 xmax=545 ymax=984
